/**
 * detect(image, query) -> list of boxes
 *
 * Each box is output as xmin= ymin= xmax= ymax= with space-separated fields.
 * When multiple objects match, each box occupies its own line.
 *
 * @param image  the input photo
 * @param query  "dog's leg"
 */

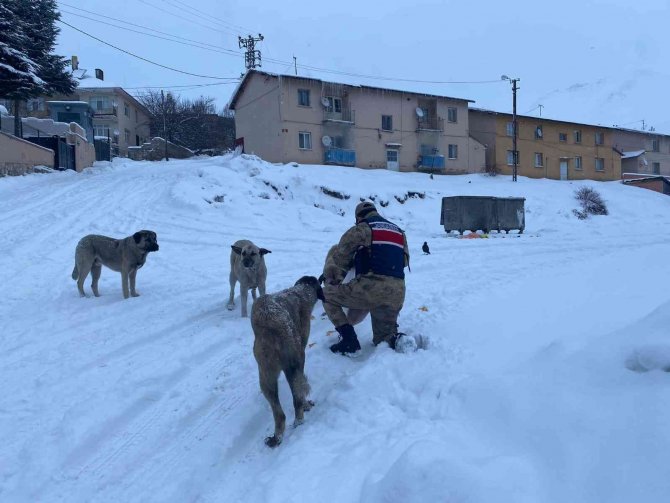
xmin=90 ymin=264 xmax=102 ymax=297
xmin=285 ymin=363 xmax=312 ymax=427
xmin=251 ymin=288 xmax=257 ymax=301
xmin=240 ymin=286 xmax=249 ymax=317
xmin=76 ymin=262 xmax=92 ymax=297
xmin=259 ymin=367 xmax=285 ymax=447
xmin=129 ymin=268 xmax=140 ymax=297
xmin=121 ymin=267 xmax=130 ymax=299
xmin=259 ymin=279 xmax=266 ymax=297
xmin=227 ymin=270 xmax=236 ymax=310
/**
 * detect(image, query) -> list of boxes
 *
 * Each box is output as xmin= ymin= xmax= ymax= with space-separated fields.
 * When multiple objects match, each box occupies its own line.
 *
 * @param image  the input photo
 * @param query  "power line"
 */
xmin=166 ymin=0 xmax=257 ymax=34
xmin=126 ymin=82 xmax=239 ymax=91
xmin=58 ymin=3 xmax=242 ymax=55
xmin=137 ymin=0 xmax=239 ymax=37
xmin=58 ymin=6 xmax=505 ymax=87
xmin=57 ymin=19 xmax=240 ymax=80
xmin=59 ymin=8 xmax=243 ymax=58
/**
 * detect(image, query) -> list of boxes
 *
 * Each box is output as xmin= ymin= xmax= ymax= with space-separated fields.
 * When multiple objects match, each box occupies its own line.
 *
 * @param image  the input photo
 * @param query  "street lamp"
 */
xmin=501 ymin=75 xmax=520 ymax=182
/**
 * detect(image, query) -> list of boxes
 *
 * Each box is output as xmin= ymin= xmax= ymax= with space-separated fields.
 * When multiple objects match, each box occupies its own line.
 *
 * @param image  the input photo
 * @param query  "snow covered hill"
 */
xmin=1 ymin=155 xmax=670 ymax=502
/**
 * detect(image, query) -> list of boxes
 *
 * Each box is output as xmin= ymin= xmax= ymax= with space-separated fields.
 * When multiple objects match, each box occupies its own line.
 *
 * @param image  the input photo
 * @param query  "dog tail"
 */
xmin=71 ymin=264 xmax=78 ymax=280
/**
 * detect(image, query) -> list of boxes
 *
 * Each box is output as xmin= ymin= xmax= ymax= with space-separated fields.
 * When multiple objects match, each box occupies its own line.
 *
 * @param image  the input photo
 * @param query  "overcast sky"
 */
xmin=55 ymin=0 xmax=670 ymax=132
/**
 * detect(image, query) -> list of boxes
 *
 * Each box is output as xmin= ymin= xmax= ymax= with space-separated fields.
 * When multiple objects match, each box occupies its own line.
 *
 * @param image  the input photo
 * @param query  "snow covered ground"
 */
xmin=1 ymin=154 xmax=670 ymax=502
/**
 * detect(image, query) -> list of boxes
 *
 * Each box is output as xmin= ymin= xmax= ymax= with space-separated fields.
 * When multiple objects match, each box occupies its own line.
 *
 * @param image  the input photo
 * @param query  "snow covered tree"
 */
xmin=0 ymin=0 xmax=76 ymax=135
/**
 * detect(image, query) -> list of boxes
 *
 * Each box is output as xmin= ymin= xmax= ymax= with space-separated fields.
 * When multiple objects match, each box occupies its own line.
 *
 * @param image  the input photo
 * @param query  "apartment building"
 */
xmin=612 ymin=129 xmax=670 ymax=176
xmin=228 ymin=70 xmax=485 ymax=173
xmin=7 ymin=66 xmax=151 ymax=157
xmin=469 ymin=109 xmax=622 ymax=181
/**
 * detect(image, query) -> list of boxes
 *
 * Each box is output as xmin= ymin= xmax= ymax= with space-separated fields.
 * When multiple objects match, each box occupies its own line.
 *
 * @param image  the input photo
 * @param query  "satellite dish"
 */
xmin=321 ymin=135 xmax=332 ymax=147
xmin=415 ymin=107 xmax=425 ymax=118
xmin=536 ymin=127 xmax=543 ymax=138
xmin=321 ymin=97 xmax=330 ymax=107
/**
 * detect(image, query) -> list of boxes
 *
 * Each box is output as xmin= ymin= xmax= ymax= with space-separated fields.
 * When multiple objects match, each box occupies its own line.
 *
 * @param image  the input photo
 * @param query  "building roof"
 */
xmin=228 ymin=69 xmax=475 ymax=110
xmin=471 ymin=107 xmax=670 ymax=138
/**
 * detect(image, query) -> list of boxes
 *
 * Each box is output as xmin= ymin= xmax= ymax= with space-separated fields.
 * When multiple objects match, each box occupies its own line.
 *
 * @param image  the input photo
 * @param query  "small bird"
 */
xmin=422 ymin=241 xmax=430 ymax=254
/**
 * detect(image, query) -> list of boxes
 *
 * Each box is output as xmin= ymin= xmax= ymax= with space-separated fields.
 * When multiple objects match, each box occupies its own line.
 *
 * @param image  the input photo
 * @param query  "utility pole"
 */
xmin=161 ymin=90 xmax=168 ymax=161
xmin=501 ymin=75 xmax=520 ymax=182
xmin=238 ymin=34 xmax=264 ymax=70
xmin=538 ymin=104 xmax=543 ymax=117
xmin=293 ymin=55 xmax=297 ymax=76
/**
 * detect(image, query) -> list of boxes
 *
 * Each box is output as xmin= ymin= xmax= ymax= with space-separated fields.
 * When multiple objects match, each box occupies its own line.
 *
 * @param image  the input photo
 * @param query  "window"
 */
xmin=534 ymin=125 xmax=543 ymax=139
xmin=574 ymin=130 xmax=582 ymax=143
xmin=559 ymin=132 xmax=567 ymax=142
xmin=595 ymin=157 xmax=605 ymax=171
xmin=89 ymin=96 xmax=112 ymax=111
xmin=652 ymin=138 xmax=660 ymax=152
xmin=124 ymin=129 xmax=130 ymax=144
xmin=324 ymin=96 xmax=341 ymax=113
xmin=381 ymin=115 xmax=393 ymax=131
xmin=447 ymin=107 xmax=457 ymax=123
xmin=595 ymin=131 xmax=604 ymax=145
xmin=124 ymin=102 xmax=130 ymax=117
xmin=575 ymin=156 xmax=582 ymax=170
xmin=94 ymin=125 xmax=110 ymax=138
xmin=507 ymin=150 xmax=517 ymax=166
xmin=330 ymin=135 xmax=344 ymax=148
xmin=298 ymin=131 xmax=312 ymax=150
xmin=534 ymin=152 xmax=543 ymax=167
xmin=652 ymin=162 xmax=661 ymax=174
xmin=27 ymin=98 xmax=44 ymax=112
xmin=297 ymin=89 xmax=310 ymax=107
xmin=506 ymin=122 xmax=514 ymax=136
xmin=448 ymin=144 xmax=458 ymax=159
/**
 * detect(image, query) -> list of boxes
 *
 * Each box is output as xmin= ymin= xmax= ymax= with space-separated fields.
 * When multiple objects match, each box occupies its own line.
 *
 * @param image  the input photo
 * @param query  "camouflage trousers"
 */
xmin=323 ymin=274 xmax=405 ymax=346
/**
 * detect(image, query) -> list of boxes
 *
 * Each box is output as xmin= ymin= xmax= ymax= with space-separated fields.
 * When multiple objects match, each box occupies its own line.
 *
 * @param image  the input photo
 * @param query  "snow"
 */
xmin=1 ymin=155 xmax=670 ymax=502
xmin=0 ymin=105 xmax=8 ymax=116
xmin=622 ymin=149 xmax=645 ymax=159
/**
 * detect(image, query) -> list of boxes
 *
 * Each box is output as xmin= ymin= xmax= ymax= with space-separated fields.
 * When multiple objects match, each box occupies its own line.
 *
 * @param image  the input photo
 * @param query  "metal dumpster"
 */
xmin=441 ymin=196 xmax=497 ymax=234
xmin=441 ymin=196 xmax=525 ymax=234
xmin=495 ymin=197 xmax=525 ymax=234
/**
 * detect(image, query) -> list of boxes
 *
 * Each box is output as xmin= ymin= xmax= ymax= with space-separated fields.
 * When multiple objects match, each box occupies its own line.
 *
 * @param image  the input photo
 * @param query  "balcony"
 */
xmin=324 ymin=148 xmax=356 ymax=166
xmin=417 ymin=116 xmax=444 ymax=132
xmin=92 ymin=107 xmax=117 ymax=117
xmin=323 ymin=108 xmax=355 ymax=124
xmin=418 ymin=154 xmax=445 ymax=170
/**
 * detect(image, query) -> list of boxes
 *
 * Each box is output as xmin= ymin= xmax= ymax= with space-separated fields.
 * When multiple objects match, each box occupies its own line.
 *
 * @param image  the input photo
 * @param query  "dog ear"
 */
xmin=231 ymin=245 xmax=242 ymax=255
xmin=259 ymin=248 xmax=271 ymax=256
xmin=133 ymin=232 xmax=143 ymax=244
xmin=317 ymin=274 xmax=325 ymax=285
xmin=316 ymin=285 xmax=325 ymax=301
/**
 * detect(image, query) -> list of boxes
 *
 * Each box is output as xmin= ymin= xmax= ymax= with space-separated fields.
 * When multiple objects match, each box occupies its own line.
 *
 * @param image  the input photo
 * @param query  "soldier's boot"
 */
xmin=330 ymin=324 xmax=361 ymax=355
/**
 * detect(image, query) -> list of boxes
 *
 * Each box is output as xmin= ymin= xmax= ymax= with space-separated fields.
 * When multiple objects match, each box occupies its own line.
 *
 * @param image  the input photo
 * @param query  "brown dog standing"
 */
xmin=251 ymin=276 xmax=324 ymax=447
xmin=72 ymin=230 xmax=159 ymax=299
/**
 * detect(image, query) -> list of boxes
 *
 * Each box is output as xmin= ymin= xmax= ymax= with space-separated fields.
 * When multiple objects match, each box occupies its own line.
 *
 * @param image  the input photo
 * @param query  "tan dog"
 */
xmin=251 ymin=276 xmax=324 ymax=447
xmin=227 ymin=239 xmax=271 ymax=317
xmin=320 ymin=245 xmax=368 ymax=325
xmin=71 ymin=230 xmax=159 ymax=299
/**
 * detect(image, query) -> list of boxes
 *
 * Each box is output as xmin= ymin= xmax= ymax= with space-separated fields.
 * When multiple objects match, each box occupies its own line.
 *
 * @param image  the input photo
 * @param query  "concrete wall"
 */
xmin=0 ymin=131 xmax=54 ymax=176
xmin=66 ymin=122 xmax=96 ymax=171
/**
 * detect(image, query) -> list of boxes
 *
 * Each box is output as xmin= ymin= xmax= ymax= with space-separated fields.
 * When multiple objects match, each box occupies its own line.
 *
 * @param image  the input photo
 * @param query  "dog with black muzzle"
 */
xmin=251 ymin=275 xmax=324 ymax=447
xmin=71 ymin=230 xmax=159 ymax=299
xmin=227 ymin=239 xmax=271 ymax=317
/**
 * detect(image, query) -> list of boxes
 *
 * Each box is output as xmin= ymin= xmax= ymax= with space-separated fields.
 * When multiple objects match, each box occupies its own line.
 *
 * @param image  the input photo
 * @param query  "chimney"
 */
xmin=71 ymin=55 xmax=79 ymax=70
xmin=95 ymin=68 xmax=104 ymax=81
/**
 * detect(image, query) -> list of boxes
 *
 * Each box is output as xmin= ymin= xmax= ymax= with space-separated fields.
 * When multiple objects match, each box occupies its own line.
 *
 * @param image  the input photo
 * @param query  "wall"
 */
xmin=0 ymin=131 xmax=54 ymax=176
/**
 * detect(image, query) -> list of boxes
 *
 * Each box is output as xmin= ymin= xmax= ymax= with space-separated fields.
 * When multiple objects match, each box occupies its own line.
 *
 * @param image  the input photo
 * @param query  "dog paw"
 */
xmin=264 ymin=435 xmax=282 ymax=448
xmin=293 ymin=418 xmax=304 ymax=428
xmin=131 ymin=292 xmax=140 ymax=297
xmin=226 ymin=304 xmax=235 ymax=311
xmin=303 ymin=400 xmax=315 ymax=411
